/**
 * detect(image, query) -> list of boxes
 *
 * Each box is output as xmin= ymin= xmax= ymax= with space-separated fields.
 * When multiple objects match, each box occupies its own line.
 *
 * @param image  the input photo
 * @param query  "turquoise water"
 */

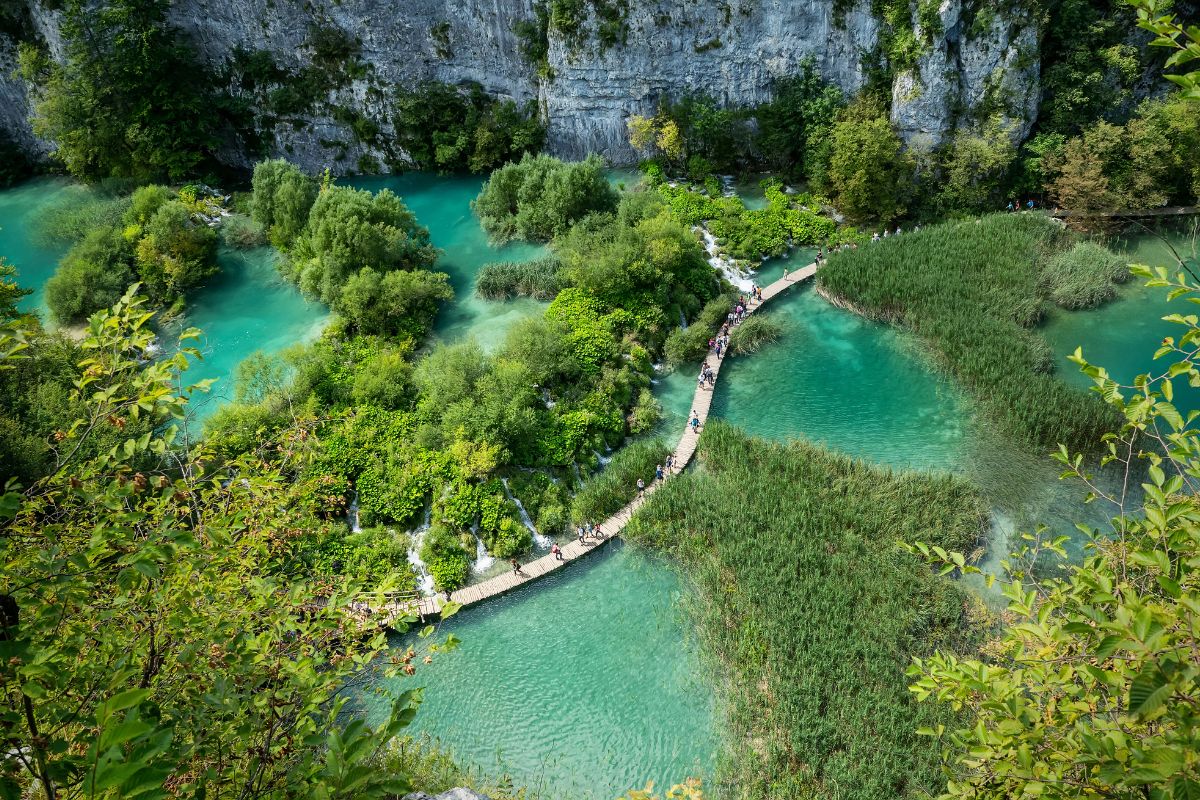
xmin=353 ymin=541 xmax=717 ymax=800
xmin=344 ymin=173 xmax=548 ymax=350
xmin=168 ymin=246 xmax=329 ymax=419
xmin=0 ymin=177 xmax=77 ymax=315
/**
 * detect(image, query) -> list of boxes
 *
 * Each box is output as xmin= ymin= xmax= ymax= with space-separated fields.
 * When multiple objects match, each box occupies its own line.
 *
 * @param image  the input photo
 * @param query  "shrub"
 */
xmin=475 ymin=256 xmax=563 ymax=300
xmin=1041 ymin=240 xmax=1130 ymax=310
xmin=220 ymin=213 xmax=268 ymax=249
xmin=729 ymin=314 xmax=783 ymax=354
xmin=472 ymin=153 xmax=618 ymax=244
xmin=570 ymin=437 xmax=671 ymax=523
xmin=334 ymin=267 xmax=454 ymax=338
xmin=31 ymin=190 xmax=130 ymax=247
xmin=664 ymin=324 xmax=712 ymax=366
xmin=427 ymin=553 xmax=469 ymax=591
xmin=45 ymin=227 xmax=136 ymax=324
xmin=250 ymin=159 xmax=317 ymax=249
xmin=133 ymin=200 xmax=220 ymax=296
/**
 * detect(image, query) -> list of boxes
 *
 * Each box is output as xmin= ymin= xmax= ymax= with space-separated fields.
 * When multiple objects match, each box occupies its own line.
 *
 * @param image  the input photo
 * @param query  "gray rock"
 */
xmin=403 ymin=789 xmax=492 ymax=800
xmin=0 ymin=0 xmax=1042 ymax=173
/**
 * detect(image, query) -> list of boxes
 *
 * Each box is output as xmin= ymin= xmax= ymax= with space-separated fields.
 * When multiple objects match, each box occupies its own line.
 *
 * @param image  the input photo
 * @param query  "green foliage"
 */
xmin=0 ymin=290 xmax=447 ymax=800
xmin=728 ymin=314 xmax=783 ymax=355
xmin=133 ymin=200 xmax=220 ymax=296
xmin=18 ymin=0 xmax=225 ymax=182
xmin=1041 ymin=240 xmax=1130 ymax=309
xmin=911 ymin=256 xmax=1200 ymax=799
xmin=570 ymin=437 xmax=670 ymax=523
xmin=936 ymin=120 xmax=1019 ymax=213
xmin=45 ymin=226 xmax=136 ymax=324
xmin=754 ymin=59 xmax=846 ymax=179
xmin=1046 ymin=93 xmax=1200 ymax=212
xmin=250 ymin=158 xmax=318 ymax=249
xmin=817 ymin=213 xmax=1123 ymax=449
xmin=335 ymin=267 xmax=454 ymax=338
xmin=664 ymin=293 xmax=734 ymax=366
xmin=219 ymin=213 xmax=268 ymax=249
xmin=377 ymin=735 xmax=529 ymax=800
xmin=625 ymin=421 xmax=988 ymax=800
xmin=393 ymin=82 xmax=545 ymax=173
xmin=475 ymin=256 xmax=564 ymax=300
xmin=472 ymin=153 xmax=618 ymax=244
xmin=290 ymin=525 xmax=417 ymax=590
xmin=825 ymin=98 xmax=915 ymax=224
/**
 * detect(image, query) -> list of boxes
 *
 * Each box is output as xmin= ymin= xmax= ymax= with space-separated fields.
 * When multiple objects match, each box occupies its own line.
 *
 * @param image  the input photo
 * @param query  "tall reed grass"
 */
xmin=625 ymin=421 xmax=989 ymax=800
xmin=728 ymin=314 xmax=782 ymax=354
xmin=817 ymin=213 xmax=1122 ymax=449
xmin=475 ymin=256 xmax=564 ymax=300
xmin=570 ymin=438 xmax=671 ymax=523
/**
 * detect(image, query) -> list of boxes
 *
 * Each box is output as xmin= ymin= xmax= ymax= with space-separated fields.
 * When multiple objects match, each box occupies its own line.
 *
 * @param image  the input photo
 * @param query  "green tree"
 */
xmin=754 ymin=60 xmax=845 ymax=179
xmin=17 ymin=0 xmax=222 ymax=182
xmin=335 ymin=267 xmax=454 ymax=338
xmin=472 ymin=153 xmax=618 ymax=244
xmin=825 ymin=99 xmax=914 ymax=224
xmin=937 ymin=120 xmax=1018 ymax=212
xmin=0 ymin=290 xmax=460 ymax=800
xmin=44 ymin=227 xmax=136 ymax=324
xmin=133 ymin=200 xmax=220 ymax=296
xmin=250 ymin=159 xmax=318 ymax=249
xmin=286 ymin=185 xmax=438 ymax=306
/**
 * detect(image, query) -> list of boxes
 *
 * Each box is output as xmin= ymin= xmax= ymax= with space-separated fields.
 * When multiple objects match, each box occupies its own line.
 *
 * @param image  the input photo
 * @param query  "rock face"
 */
xmin=0 ymin=0 xmax=1042 ymax=172
xmin=404 ymin=789 xmax=492 ymax=800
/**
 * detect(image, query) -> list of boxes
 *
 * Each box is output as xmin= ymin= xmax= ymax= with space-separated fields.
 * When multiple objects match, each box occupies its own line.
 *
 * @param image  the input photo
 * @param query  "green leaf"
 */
xmin=1129 ymin=668 xmax=1172 ymax=716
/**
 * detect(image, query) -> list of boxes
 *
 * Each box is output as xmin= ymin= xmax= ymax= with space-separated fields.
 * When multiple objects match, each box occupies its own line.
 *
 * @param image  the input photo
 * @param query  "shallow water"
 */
xmin=0 ymin=176 xmax=77 ymax=315
xmin=351 ymin=541 xmax=717 ymax=800
xmin=344 ymin=173 xmax=548 ymax=350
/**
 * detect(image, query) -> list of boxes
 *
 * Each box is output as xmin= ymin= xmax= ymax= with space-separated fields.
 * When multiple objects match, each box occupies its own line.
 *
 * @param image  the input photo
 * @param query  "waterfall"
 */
xmin=679 ymin=308 xmax=688 ymax=330
xmin=406 ymin=507 xmax=435 ymax=595
xmin=470 ymin=523 xmax=496 ymax=574
xmin=697 ymin=226 xmax=754 ymax=291
xmin=347 ymin=491 xmax=362 ymax=533
xmin=501 ymin=478 xmax=554 ymax=550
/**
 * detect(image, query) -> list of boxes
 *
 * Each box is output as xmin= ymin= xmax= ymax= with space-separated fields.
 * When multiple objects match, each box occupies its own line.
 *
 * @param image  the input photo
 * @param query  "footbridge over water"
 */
xmin=380 ymin=262 xmax=819 ymax=623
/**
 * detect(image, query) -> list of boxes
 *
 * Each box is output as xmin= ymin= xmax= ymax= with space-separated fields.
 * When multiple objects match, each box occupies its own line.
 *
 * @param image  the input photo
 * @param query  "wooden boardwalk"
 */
xmin=388 ymin=262 xmax=818 ymax=622
xmin=1048 ymin=205 xmax=1199 ymax=220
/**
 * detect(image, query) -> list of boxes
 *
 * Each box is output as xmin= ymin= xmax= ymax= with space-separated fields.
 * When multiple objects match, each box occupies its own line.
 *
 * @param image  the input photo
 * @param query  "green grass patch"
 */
xmin=570 ymin=437 xmax=670 ymax=524
xmin=475 ymin=256 xmax=563 ymax=300
xmin=625 ymin=421 xmax=989 ymax=800
xmin=729 ymin=314 xmax=783 ymax=355
xmin=817 ymin=213 xmax=1123 ymax=449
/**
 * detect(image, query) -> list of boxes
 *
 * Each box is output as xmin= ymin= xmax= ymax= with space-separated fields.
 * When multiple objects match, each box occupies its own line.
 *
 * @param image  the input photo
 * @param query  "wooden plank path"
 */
xmin=1048 ymin=205 xmax=1199 ymax=220
xmin=386 ymin=262 xmax=819 ymax=622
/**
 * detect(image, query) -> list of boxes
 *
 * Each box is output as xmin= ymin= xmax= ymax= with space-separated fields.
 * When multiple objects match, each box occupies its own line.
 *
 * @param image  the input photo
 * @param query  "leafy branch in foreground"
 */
xmin=907 ymin=234 xmax=1200 ymax=798
xmin=0 ymin=290 xmax=459 ymax=800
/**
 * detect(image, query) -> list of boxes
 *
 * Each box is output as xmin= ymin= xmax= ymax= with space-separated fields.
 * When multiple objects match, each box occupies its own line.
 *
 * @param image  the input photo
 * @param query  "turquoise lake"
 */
xmin=3 ymin=171 xmax=1196 ymax=799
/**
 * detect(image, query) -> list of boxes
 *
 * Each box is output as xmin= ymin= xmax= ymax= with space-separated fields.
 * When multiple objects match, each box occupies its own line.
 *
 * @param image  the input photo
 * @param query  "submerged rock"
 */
xmin=404 ymin=789 xmax=492 ymax=800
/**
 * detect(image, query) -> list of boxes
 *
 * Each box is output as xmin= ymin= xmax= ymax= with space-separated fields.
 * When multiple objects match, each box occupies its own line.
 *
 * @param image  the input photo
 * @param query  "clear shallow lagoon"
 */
xmin=351 ymin=541 xmax=718 ymax=800
xmin=5 ymin=171 xmax=1196 ymax=798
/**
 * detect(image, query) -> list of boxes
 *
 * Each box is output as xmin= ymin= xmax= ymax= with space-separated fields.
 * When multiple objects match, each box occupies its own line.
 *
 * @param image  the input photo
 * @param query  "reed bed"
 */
xmin=817 ymin=213 xmax=1122 ymax=449
xmin=728 ymin=314 xmax=783 ymax=355
xmin=570 ymin=437 xmax=671 ymax=524
xmin=475 ymin=256 xmax=564 ymax=300
xmin=625 ymin=421 xmax=989 ymax=800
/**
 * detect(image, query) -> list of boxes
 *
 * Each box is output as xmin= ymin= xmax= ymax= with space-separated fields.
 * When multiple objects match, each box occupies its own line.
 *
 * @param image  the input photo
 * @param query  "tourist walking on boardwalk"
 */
xmin=510 ymin=558 xmax=521 ymax=574
xmin=577 ymin=525 xmax=585 ymax=544
xmin=665 ymin=453 xmax=675 ymax=474
xmin=551 ymin=542 xmax=563 ymax=561
xmin=655 ymin=464 xmax=664 ymax=483
xmin=783 ymin=265 xmax=788 ymax=280
xmin=690 ymin=411 xmax=701 ymax=433
xmin=637 ymin=477 xmax=646 ymax=497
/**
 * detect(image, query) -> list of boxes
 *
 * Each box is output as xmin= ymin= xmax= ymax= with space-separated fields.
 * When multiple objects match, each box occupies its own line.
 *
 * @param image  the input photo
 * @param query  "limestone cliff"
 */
xmin=0 ymin=0 xmax=1042 ymax=173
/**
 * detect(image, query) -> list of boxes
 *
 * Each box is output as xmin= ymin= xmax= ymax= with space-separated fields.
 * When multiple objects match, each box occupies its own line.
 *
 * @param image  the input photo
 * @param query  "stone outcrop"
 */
xmin=0 ymin=0 xmax=1043 ymax=173
xmin=404 ymin=788 xmax=492 ymax=800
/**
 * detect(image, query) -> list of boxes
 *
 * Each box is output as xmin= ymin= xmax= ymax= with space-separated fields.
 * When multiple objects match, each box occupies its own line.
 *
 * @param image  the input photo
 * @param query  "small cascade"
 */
xmin=406 ymin=507 xmax=435 ymax=595
xmin=347 ymin=491 xmax=362 ymax=533
xmin=470 ymin=523 xmax=496 ymax=574
xmin=678 ymin=308 xmax=688 ymax=330
xmin=719 ymin=174 xmax=736 ymax=198
xmin=594 ymin=450 xmax=613 ymax=466
xmin=697 ymin=227 xmax=754 ymax=291
xmin=501 ymin=478 xmax=554 ymax=550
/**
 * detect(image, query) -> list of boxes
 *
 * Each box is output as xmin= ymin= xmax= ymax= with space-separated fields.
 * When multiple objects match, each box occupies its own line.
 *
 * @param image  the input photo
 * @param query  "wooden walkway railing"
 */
xmin=384 ymin=262 xmax=818 ymax=622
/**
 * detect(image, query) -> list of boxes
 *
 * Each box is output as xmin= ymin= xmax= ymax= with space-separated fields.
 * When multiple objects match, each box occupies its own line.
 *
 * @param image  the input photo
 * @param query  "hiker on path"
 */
xmin=551 ymin=543 xmax=564 ymax=561
xmin=690 ymin=412 xmax=701 ymax=433
xmin=655 ymin=464 xmax=665 ymax=483
xmin=510 ymin=558 xmax=521 ymax=574
xmin=637 ymin=477 xmax=646 ymax=497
